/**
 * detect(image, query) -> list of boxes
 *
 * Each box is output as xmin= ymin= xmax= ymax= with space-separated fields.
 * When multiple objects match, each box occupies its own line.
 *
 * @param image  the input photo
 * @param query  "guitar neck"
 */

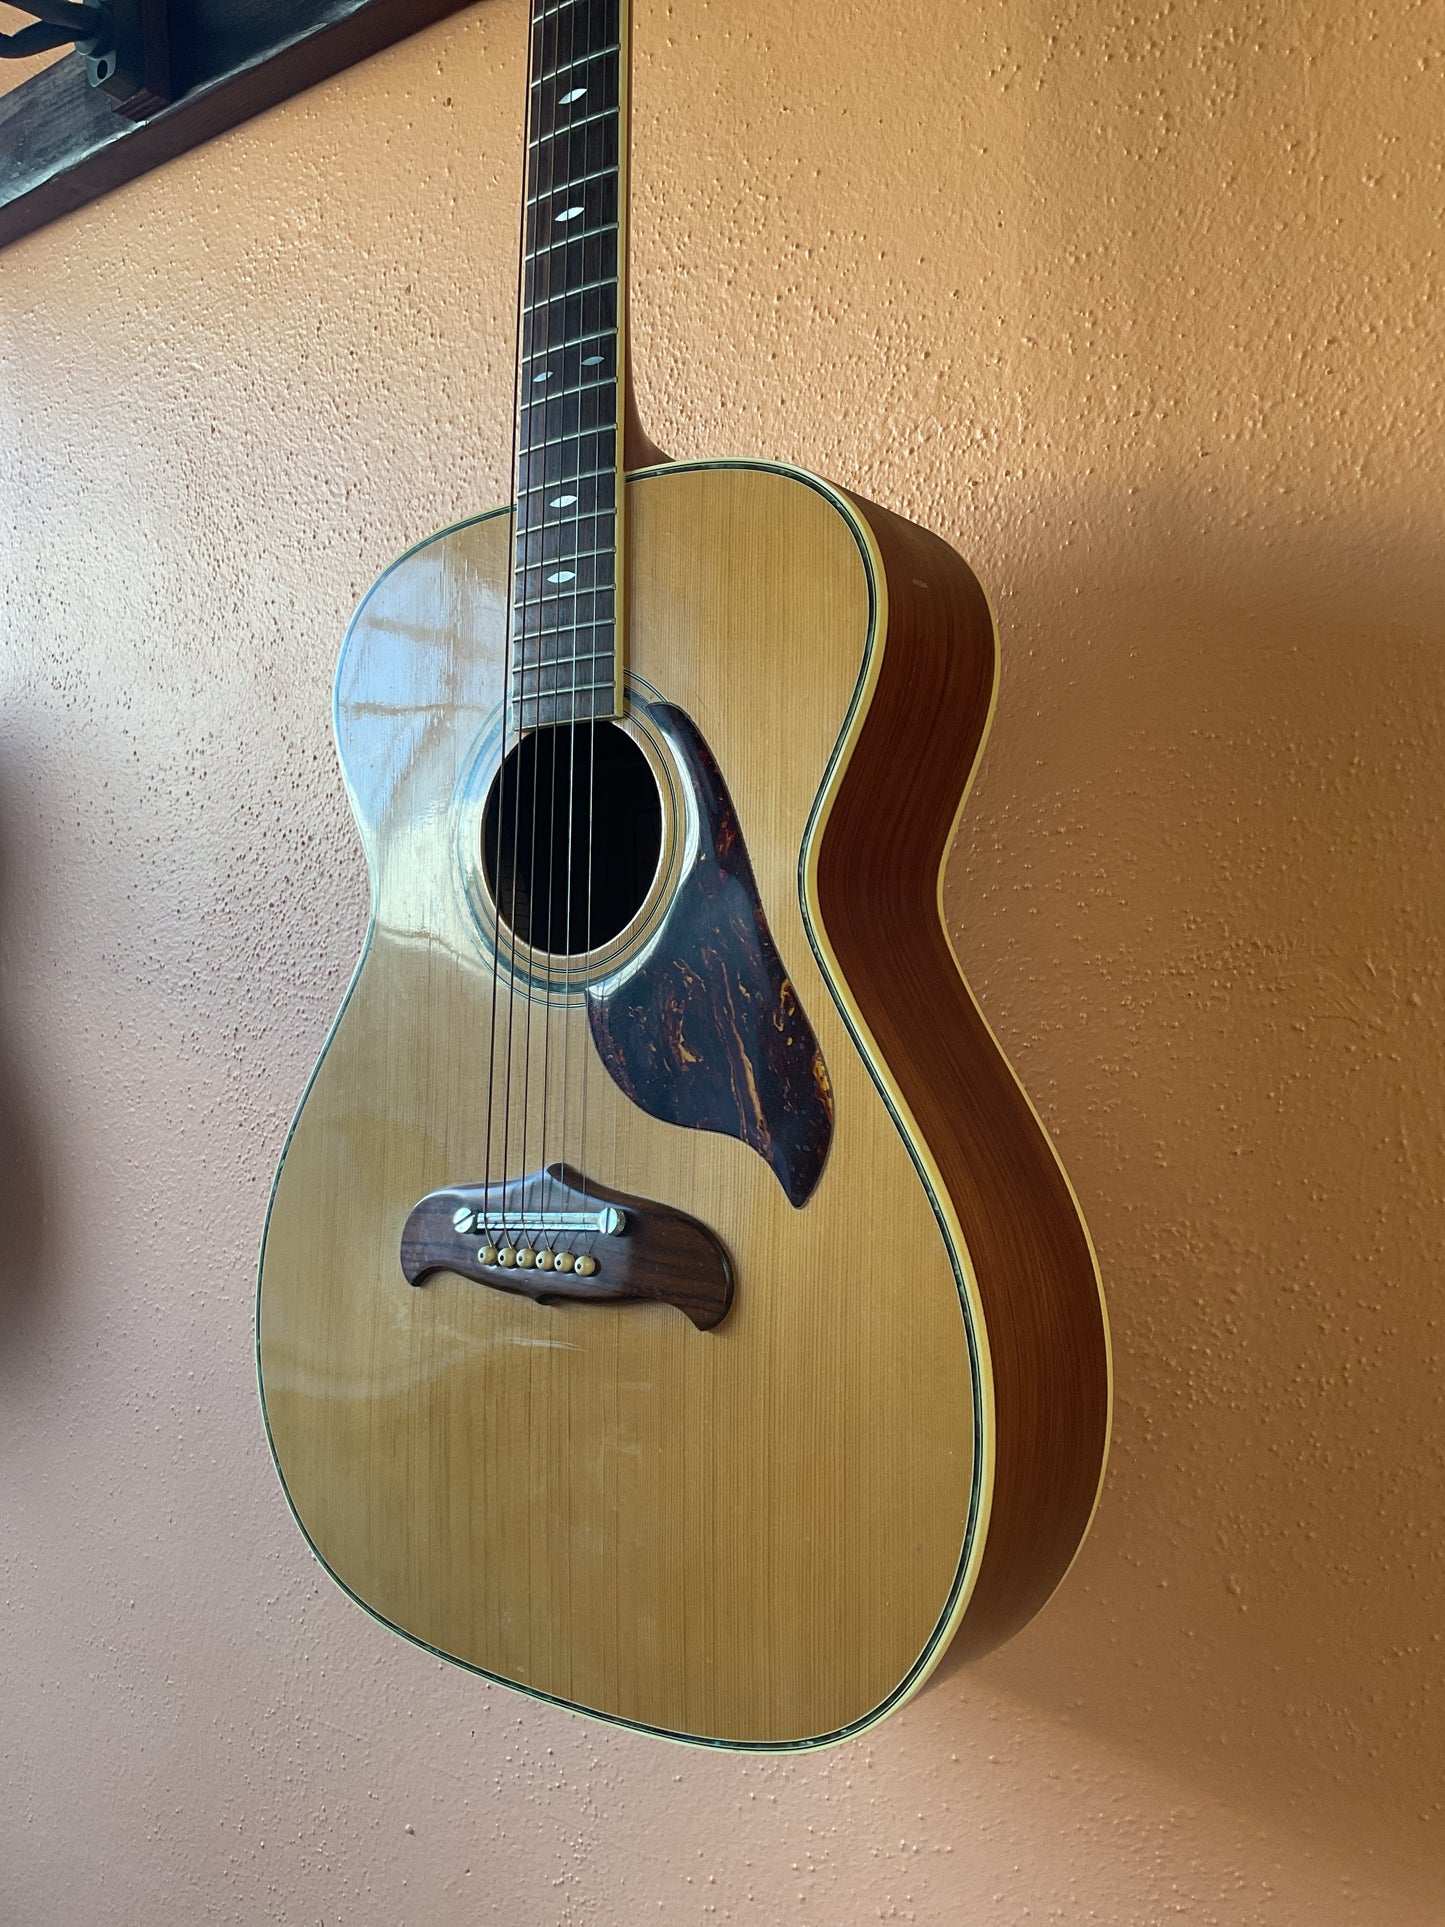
xmin=511 ymin=0 xmax=632 ymax=730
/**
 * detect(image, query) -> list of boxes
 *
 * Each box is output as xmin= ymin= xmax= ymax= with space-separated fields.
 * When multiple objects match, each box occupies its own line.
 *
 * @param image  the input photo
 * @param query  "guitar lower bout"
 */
xmin=257 ymin=458 xmax=1109 ymax=1748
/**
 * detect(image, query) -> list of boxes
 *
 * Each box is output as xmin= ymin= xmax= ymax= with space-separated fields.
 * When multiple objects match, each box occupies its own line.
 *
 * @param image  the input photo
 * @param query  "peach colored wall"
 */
xmin=1 ymin=1 xmax=1441 ymax=1919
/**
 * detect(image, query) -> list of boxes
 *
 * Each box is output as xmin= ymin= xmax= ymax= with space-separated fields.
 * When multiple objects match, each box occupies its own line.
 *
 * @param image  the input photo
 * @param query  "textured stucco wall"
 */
xmin=1 ymin=1 xmax=1442 ymax=1920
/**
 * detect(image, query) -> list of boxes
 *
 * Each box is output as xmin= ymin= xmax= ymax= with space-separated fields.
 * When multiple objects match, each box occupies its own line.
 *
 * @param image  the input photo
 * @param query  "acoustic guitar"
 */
xmin=257 ymin=0 xmax=1110 ymax=1748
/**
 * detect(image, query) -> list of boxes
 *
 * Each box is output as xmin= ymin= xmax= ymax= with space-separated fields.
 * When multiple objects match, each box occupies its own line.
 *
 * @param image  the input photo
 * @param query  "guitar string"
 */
xmin=580 ymin=0 xmax=617 ymax=1269
xmin=522 ymin=0 xmax=562 ymax=1257
xmin=488 ymin=1 xmax=620 ymax=1267
xmin=528 ymin=0 xmax=584 ymax=1256
xmin=498 ymin=0 xmax=563 ymax=1256
xmin=537 ymin=0 xmax=602 ymax=1260
xmin=542 ymin=0 xmax=585 ymax=1253
xmin=483 ymin=0 xmax=546 ymax=1254
xmin=567 ymin=2 xmax=615 ymax=1252
xmin=555 ymin=0 xmax=587 ymax=1247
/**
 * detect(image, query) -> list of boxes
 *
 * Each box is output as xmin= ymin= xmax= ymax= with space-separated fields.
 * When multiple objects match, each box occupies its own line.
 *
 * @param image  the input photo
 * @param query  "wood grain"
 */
xmin=820 ymin=490 xmax=1110 ymax=1661
xmin=257 ymin=460 xmax=1107 ymax=1745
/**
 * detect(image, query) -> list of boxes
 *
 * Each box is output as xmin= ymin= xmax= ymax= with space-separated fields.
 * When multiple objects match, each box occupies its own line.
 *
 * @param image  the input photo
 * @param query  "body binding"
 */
xmin=257 ymin=459 xmax=1109 ymax=1747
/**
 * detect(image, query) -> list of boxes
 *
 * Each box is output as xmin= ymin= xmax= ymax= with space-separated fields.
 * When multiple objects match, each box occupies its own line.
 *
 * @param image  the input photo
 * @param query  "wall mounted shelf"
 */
xmin=0 ymin=0 xmax=479 ymax=251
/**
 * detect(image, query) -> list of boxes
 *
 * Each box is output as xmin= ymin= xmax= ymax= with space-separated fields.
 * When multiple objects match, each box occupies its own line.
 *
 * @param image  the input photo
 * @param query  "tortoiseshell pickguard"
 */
xmin=588 ymin=702 xmax=833 ymax=1207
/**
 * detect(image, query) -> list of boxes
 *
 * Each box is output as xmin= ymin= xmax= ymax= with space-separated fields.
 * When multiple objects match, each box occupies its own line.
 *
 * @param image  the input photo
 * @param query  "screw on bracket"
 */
xmin=0 ymin=0 xmax=171 ymax=120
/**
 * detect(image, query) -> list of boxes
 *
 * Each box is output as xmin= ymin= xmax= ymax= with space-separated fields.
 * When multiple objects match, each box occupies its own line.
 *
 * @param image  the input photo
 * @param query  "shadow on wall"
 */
xmin=0 ymin=765 xmax=51 ymax=1350
xmin=941 ymin=500 xmax=1445 ymax=1895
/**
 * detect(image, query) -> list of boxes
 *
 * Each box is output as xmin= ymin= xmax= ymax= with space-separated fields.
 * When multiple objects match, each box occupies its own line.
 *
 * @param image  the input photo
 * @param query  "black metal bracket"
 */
xmin=0 ymin=0 xmax=168 ymax=117
xmin=0 ymin=0 xmax=480 ymax=249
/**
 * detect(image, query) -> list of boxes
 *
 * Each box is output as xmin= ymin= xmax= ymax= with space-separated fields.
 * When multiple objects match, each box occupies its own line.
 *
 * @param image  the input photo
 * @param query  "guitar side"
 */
xmin=811 ymin=483 xmax=1111 ymax=1666
xmin=256 ymin=459 xmax=1109 ymax=1746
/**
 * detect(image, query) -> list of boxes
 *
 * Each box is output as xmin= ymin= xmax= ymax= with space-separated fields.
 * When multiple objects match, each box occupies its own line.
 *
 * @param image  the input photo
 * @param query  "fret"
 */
xmin=521 ymin=271 xmax=621 ymax=313
xmin=513 ymin=691 xmax=617 ymax=729
xmin=523 ymin=240 xmax=617 ymax=304
xmin=528 ymin=222 xmax=619 ymax=256
xmin=513 ymin=585 xmax=615 ymax=609
xmin=527 ymin=162 xmax=621 ymax=204
xmin=515 ymin=473 xmax=615 ymax=518
xmin=516 ymin=678 xmax=616 ymax=709
xmin=511 ymin=611 xmax=616 ymax=644
xmin=530 ymin=0 xmax=616 ymax=59
xmin=517 ymin=423 xmax=617 ymax=465
xmin=510 ymin=0 xmax=625 ymax=729
xmin=519 ymin=368 xmax=615 ymax=403
xmin=514 ymin=526 xmax=616 ymax=564
xmin=512 ymin=607 xmax=616 ymax=638
xmin=512 ymin=649 xmax=615 ymax=672
xmin=519 ymin=398 xmax=615 ymax=437
xmin=530 ymin=43 xmax=620 ymax=81
xmin=513 ymin=688 xmax=617 ymax=706
xmin=521 ymin=337 xmax=614 ymax=370
xmin=528 ymin=106 xmax=614 ymax=148
xmin=511 ymin=646 xmax=616 ymax=674
xmin=514 ymin=535 xmax=619 ymax=562
xmin=514 ymin=566 xmax=615 ymax=595
xmin=516 ymin=432 xmax=618 ymax=488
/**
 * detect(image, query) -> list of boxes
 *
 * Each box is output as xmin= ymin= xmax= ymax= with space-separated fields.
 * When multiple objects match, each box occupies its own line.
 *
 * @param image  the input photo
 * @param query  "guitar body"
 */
xmin=257 ymin=461 xmax=1109 ymax=1748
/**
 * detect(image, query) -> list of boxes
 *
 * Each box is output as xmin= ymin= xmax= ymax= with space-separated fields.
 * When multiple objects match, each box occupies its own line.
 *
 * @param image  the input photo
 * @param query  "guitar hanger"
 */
xmin=0 ymin=0 xmax=166 ymax=111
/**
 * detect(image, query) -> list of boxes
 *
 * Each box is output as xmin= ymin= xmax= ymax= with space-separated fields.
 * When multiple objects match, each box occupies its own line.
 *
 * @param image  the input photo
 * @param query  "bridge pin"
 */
xmin=575 ymin=1254 xmax=599 ymax=1277
xmin=497 ymin=1245 xmax=516 ymax=1268
xmin=536 ymin=1249 xmax=555 ymax=1271
xmin=479 ymin=1243 xmax=498 ymax=1266
xmin=517 ymin=1246 xmax=536 ymax=1269
xmin=555 ymin=1251 xmax=576 ymax=1273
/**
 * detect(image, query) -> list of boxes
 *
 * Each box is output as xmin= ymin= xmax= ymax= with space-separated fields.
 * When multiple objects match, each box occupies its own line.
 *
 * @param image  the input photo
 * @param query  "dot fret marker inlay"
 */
xmin=510 ymin=4 xmax=622 ymax=732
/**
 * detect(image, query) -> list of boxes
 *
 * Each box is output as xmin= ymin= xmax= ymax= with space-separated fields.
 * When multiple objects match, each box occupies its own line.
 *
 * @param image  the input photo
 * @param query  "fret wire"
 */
xmin=528 ymin=223 xmax=619 ymax=255
xmin=513 ymin=5 xmax=625 ymax=722
xmin=522 ymin=591 xmax=614 ymax=611
xmin=512 ymin=623 xmax=616 ymax=643
xmin=522 ymin=271 xmax=620 ymax=309
xmin=517 ymin=469 xmax=615 ymax=490
xmin=515 ymin=431 xmax=616 ymax=463
xmin=513 ymin=636 xmax=614 ymax=652
xmin=512 ymin=655 xmax=615 ymax=673
xmin=516 ymin=378 xmax=615 ymax=409
xmin=532 ymin=0 xmax=616 ymax=18
xmin=512 ymin=603 xmax=616 ymax=626
xmin=516 ymin=421 xmax=617 ymax=455
xmin=527 ymin=106 xmax=615 ymax=147
xmin=517 ymin=476 xmax=614 ymax=499
xmin=515 ymin=542 xmax=619 ymax=563
xmin=526 ymin=162 xmax=621 ymax=201
xmin=516 ymin=686 xmax=615 ymax=700
xmin=521 ymin=330 xmax=614 ymax=356
xmin=529 ymin=42 xmax=619 ymax=83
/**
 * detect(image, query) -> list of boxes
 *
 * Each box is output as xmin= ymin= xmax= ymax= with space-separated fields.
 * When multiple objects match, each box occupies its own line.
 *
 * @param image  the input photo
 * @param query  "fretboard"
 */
xmin=511 ymin=0 xmax=628 ymax=731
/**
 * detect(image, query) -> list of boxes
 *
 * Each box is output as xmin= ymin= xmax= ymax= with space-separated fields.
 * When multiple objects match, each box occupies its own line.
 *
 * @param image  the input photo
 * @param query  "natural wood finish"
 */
xmin=260 ymin=466 xmax=970 ymax=1745
xmin=257 ymin=460 xmax=1107 ymax=1746
xmin=822 ymin=490 xmax=1110 ymax=1660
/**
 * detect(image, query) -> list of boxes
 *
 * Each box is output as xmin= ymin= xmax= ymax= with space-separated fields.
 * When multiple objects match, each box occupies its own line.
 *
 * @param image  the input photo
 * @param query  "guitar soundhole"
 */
xmin=482 ymin=721 xmax=663 ymax=954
